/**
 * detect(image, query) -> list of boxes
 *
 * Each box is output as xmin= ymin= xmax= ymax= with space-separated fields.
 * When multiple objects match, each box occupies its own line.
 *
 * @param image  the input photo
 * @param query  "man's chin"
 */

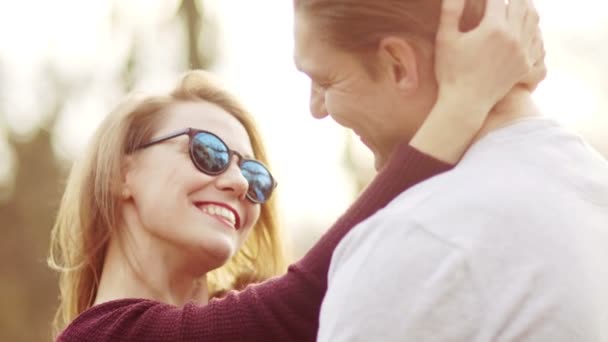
xmin=357 ymin=134 xmax=388 ymax=171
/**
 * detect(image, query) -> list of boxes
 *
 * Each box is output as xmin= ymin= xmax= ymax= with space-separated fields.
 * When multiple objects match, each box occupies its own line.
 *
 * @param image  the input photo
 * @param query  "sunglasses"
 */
xmin=138 ymin=128 xmax=277 ymax=204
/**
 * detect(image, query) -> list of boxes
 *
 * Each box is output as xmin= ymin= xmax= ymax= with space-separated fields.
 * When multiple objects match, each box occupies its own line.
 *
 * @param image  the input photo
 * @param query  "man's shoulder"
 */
xmin=385 ymin=118 xmax=608 ymax=219
xmin=384 ymin=157 xmax=515 ymax=219
xmin=333 ymin=168 xmax=488 ymax=261
xmin=338 ymin=118 xmax=608 ymax=255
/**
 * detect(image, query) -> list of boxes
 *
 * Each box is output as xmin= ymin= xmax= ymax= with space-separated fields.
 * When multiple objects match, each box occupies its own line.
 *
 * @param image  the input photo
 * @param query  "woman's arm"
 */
xmin=57 ymin=145 xmax=450 ymax=342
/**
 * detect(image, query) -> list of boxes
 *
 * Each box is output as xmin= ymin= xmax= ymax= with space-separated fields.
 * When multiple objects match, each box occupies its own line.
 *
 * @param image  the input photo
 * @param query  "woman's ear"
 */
xmin=377 ymin=36 xmax=420 ymax=92
xmin=121 ymin=186 xmax=132 ymax=200
xmin=121 ymin=155 xmax=136 ymax=200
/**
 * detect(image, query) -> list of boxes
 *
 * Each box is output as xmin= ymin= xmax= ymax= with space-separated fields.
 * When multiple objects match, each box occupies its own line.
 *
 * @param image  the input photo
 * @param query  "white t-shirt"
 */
xmin=318 ymin=117 xmax=608 ymax=342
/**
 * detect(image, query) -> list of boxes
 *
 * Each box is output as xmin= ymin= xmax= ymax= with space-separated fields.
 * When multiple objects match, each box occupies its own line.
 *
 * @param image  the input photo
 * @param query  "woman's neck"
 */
xmin=94 ymin=216 xmax=209 ymax=307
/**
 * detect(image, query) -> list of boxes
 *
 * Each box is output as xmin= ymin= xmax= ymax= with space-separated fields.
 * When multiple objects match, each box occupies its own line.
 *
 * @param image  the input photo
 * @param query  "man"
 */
xmin=293 ymin=0 xmax=608 ymax=340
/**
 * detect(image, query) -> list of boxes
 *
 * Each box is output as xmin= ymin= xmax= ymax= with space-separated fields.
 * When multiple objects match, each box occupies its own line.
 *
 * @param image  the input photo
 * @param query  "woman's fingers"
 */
xmin=519 ymin=25 xmax=547 ymax=91
xmin=519 ymin=55 xmax=547 ymax=91
xmin=434 ymin=0 xmax=546 ymax=111
xmin=437 ymin=0 xmax=467 ymax=40
xmin=481 ymin=0 xmax=508 ymax=26
xmin=522 ymin=0 xmax=540 ymax=48
xmin=507 ymin=0 xmax=528 ymax=37
xmin=529 ymin=27 xmax=545 ymax=64
xmin=521 ymin=1 xmax=544 ymax=85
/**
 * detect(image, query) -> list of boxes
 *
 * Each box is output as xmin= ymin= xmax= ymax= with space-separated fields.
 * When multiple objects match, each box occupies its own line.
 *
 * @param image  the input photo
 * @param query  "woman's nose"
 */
xmin=214 ymin=156 xmax=248 ymax=200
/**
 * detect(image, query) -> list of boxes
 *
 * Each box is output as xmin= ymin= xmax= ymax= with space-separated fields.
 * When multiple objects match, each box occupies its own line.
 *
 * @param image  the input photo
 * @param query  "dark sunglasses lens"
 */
xmin=191 ymin=132 xmax=230 ymax=173
xmin=241 ymin=160 xmax=274 ymax=203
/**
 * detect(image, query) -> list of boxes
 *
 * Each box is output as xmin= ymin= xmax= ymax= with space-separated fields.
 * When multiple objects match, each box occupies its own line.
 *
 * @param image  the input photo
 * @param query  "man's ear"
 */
xmin=377 ymin=36 xmax=420 ymax=92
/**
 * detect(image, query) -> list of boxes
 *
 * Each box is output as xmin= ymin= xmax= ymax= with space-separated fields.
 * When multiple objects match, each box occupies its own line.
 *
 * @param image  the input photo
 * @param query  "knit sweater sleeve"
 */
xmin=57 ymin=143 xmax=452 ymax=342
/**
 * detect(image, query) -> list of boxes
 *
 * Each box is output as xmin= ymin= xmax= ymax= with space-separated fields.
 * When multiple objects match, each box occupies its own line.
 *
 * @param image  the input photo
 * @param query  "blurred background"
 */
xmin=0 ymin=0 xmax=606 ymax=340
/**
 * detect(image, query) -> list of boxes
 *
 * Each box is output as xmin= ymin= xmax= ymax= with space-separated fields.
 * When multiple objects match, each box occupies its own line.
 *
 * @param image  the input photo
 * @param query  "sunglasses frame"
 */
xmin=138 ymin=128 xmax=277 ymax=204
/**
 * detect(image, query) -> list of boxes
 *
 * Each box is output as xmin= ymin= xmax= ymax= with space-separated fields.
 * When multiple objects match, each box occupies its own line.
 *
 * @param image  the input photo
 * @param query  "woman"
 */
xmin=52 ymin=0 xmax=545 ymax=340
xmin=49 ymin=71 xmax=287 ymax=332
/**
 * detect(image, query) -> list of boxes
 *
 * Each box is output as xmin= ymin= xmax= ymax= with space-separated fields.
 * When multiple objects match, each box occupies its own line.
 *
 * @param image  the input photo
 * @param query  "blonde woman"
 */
xmin=49 ymin=70 xmax=287 ymax=333
xmin=52 ymin=0 xmax=545 ymax=340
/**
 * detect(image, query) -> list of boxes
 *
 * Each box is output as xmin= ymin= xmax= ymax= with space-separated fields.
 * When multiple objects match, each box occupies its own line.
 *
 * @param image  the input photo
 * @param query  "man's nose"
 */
xmin=310 ymin=83 xmax=328 ymax=119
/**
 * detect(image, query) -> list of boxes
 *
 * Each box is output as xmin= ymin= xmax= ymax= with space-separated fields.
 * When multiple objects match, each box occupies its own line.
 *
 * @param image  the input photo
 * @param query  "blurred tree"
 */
xmin=0 ymin=1 xmax=218 ymax=341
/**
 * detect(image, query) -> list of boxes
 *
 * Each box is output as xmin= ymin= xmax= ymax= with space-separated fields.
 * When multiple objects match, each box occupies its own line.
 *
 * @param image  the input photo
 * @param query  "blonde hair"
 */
xmin=48 ymin=70 xmax=287 ymax=335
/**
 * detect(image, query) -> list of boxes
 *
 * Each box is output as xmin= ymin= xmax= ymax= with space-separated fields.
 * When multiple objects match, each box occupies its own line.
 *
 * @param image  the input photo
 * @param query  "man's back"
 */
xmin=318 ymin=117 xmax=608 ymax=341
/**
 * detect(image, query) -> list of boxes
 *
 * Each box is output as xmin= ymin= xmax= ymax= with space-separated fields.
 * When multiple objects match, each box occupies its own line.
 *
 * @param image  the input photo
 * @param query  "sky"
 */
xmin=0 ymin=0 xmax=607 ymax=239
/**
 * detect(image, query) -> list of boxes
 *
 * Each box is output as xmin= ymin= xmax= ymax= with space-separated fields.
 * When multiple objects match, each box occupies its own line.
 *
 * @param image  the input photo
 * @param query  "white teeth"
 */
xmin=199 ymin=204 xmax=236 ymax=227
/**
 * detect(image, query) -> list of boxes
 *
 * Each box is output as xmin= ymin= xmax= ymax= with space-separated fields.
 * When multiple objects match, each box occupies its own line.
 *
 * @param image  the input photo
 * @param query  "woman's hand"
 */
xmin=411 ymin=0 xmax=545 ymax=164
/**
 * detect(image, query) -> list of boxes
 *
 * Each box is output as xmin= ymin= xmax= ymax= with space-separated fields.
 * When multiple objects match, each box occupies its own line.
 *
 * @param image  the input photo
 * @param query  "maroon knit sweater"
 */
xmin=57 ymin=142 xmax=452 ymax=342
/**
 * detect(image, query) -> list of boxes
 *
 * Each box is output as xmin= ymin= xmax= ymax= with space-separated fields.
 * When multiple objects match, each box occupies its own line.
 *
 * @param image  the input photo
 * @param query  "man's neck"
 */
xmin=472 ymin=87 xmax=541 ymax=144
xmin=406 ymin=86 xmax=541 ymax=165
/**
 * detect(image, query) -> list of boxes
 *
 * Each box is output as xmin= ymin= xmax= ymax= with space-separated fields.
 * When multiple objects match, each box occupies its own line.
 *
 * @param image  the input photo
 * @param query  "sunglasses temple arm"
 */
xmin=138 ymin=129 xmax=191 ymax=149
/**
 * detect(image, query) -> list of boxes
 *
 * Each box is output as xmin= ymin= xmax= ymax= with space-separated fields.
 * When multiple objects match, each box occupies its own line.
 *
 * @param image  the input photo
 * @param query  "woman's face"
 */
xmin=122 ymin=101 xmax=260 ymax=272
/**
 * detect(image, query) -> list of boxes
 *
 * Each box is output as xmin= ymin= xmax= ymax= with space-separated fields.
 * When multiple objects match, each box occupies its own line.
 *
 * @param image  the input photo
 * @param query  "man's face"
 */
xmin=293 ymin=13 xmax=437 ymax=169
